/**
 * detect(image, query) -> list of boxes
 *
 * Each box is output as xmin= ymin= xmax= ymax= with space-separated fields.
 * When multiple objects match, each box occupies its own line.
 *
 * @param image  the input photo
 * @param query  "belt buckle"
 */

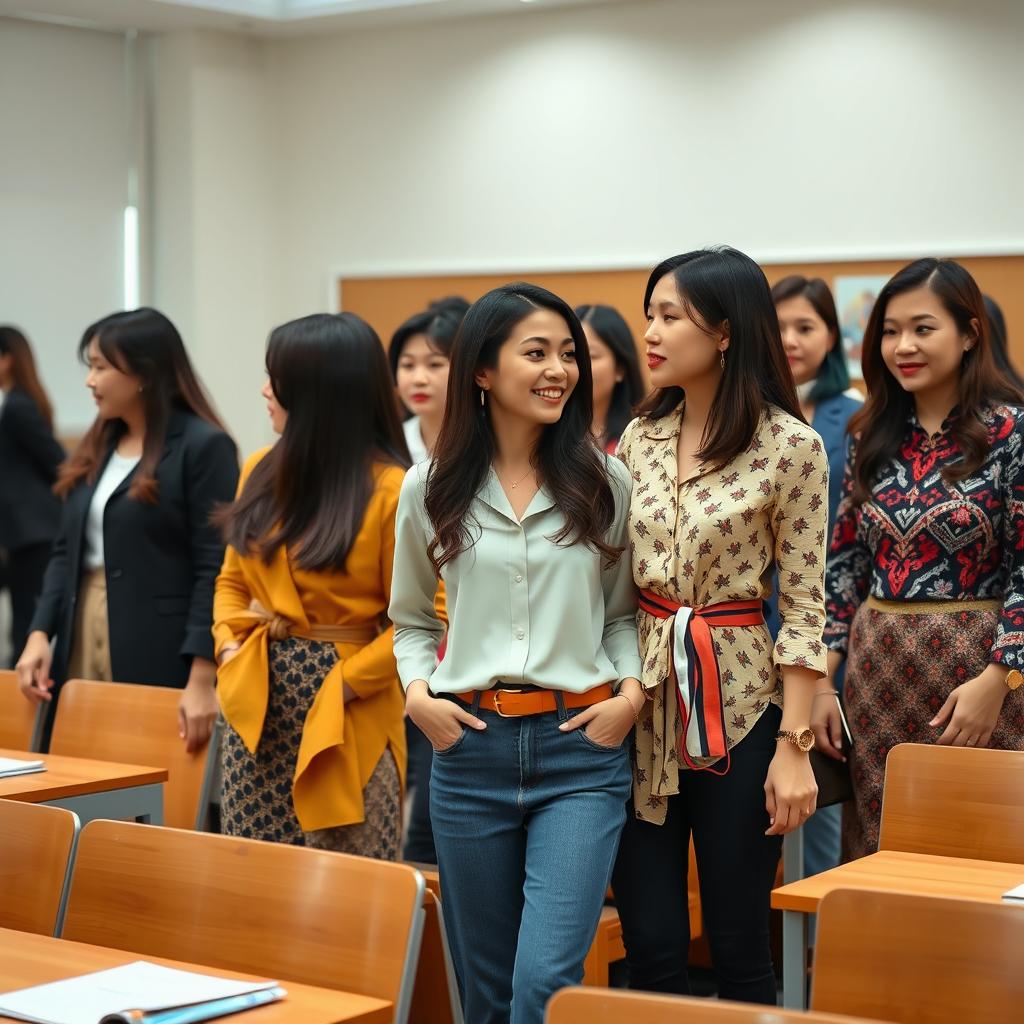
xmin=492 ymin=688 xmax=523 ymax=718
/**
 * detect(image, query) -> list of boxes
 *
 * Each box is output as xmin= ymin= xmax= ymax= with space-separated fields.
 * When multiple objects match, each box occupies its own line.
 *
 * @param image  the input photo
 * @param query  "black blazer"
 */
xmin=29 ymin=410 xmax=239 ymax=688
xmin=0 ymin=388 xmax=64 ymax=551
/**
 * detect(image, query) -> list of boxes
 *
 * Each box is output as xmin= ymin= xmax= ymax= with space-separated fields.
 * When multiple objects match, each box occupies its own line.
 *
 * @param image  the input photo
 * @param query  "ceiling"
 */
xmin=0 ymin=0 xmax=618 ymax=35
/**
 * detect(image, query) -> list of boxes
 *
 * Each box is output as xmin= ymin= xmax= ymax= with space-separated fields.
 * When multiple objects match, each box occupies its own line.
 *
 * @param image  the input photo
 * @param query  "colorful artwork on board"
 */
xmin=834 ymin=274 xmax=889 ymax=380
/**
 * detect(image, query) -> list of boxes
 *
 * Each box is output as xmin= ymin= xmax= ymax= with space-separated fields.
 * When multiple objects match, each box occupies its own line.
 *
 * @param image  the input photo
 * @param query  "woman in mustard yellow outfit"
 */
xmin=214 ymin=313 xmax=410 ymax=856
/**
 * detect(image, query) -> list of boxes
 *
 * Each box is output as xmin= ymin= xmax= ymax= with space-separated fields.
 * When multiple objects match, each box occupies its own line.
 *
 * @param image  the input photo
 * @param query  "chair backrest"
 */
xmin=0 ymin=669 xmax=42 ymax=749
xmin=63 ymin=820 xmax=425 ymax=1021
xmin=813 ymin=889 xmax=1024 ymax=1023
xmin=0 ymin=800 xmax=80 ymax=935
xmin=49 ymin=679 xmax=217 ymax=829
xmin=410 ymin=888 xmax=461 ymax=1024
xmin=879 ymin=743 xmax=1024 ymax=862
xmin=546 ymin=988 xmax=881 ymax=1023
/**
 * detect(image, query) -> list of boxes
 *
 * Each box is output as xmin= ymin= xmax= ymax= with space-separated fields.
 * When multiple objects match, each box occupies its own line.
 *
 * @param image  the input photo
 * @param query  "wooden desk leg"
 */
xmin=781 ymin=910 xmax=807 ymax=1010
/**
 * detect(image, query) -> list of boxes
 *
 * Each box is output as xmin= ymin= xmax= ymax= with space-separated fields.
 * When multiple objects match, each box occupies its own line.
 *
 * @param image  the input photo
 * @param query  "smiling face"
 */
xmin=475 ymin=308 xmax=579 ymax=428
xmin=84 ymin=338 xmax=144 ymax=422
xmin=776 ymin=294 xmax=835 ymax=386
xmin=261 ymin=377 xmax=287 ymax=434
xmin=644 ymin=272 xmax=727 ymax=390
xmin=880 ymin=285 xmax=977 ymax=400
xmin=395 ymin=333 xmax=450 ymax=422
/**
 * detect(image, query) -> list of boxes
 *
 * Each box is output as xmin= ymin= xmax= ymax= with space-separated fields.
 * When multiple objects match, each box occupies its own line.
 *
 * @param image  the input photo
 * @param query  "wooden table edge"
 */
xmin=0 ymin=928 xmax=393 ymax=1024
xmin=0 ymin=748 xmax=168 ymax=803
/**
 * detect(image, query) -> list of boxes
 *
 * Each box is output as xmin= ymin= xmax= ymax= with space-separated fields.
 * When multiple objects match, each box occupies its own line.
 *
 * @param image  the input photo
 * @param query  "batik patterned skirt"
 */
xmin=221 ymin=635 xmax=401 ymax=859
xmin=842 ymin=597 xmax=1024 ymax=861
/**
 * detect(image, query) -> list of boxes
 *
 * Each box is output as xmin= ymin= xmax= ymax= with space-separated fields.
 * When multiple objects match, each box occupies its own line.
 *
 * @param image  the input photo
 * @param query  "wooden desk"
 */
xmin=0 ymin=928 xmax=392 ymax=1024
xmin=772 ymin=850 xmax=1024 ymax=1010
xmin=0 ymin=748 xmax=166 ymax=826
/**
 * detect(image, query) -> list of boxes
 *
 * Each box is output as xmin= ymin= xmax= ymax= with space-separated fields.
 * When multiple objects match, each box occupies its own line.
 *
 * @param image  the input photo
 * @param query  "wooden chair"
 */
xmin=813 ymin=888 xmax=1024 ymax=1023
xmin=0 ymin=800 xmax=80 ymax=935
xmin=410 ymin=888 xmax=463 ymax=1024
xmin=62 ymin=820 xmax=425 ymax=1024
xmin=49 ymin=679 xmax=219 ymax=829
xmin=880 ymin=743 xmax=1024 ymax=862
xmin=546 ymin=987 xmax=882 ymax=1023
xmin=0 ymin=669 xmax=43 ymax=750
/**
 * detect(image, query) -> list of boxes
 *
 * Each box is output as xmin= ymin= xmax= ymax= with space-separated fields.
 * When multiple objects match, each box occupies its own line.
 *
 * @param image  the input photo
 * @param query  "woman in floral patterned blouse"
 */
xmin=816 ymin=258 xmax=1024 ymax=861
xmin=612 ymin=248 xmax=829 ymax=1004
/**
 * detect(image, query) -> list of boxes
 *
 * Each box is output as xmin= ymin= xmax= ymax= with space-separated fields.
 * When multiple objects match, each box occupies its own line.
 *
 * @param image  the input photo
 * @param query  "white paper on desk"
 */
xmin=1002 ymin=882 xmax=1024 ymax=902
xmin=0 ymin=961 xmax=279 ymax=1024
xmin=0 ymin=757 xmax=45 ymax=778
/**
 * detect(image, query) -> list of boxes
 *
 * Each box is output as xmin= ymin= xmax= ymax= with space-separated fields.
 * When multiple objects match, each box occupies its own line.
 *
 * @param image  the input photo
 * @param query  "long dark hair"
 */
xmin=770 ymin=275 xmax=851 ymax=402
xmin=983 ymin=294 xmax=1024 ymax=390
xmin=0 ymin=326 xmax=54 ymax=428
xmin=575 ymin=304 xmax=645 ymax=445
xmin=639 ymin=248 xmax=802 ymax=467
xmin=425 ymin=283 xmax=620 ymax=573
xmin=220 ymin=313 xmax=410 ymax=573
xmin=849 ymin=259 xmax=1023 ymax=503
xmin=388 ymin=296 xmax=470 ymax=379
xmin=56 ymin=308 xmax=225 ymax=503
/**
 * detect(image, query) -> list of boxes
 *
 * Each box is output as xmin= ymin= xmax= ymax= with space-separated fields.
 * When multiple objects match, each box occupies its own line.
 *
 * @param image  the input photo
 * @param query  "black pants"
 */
xmin=611 ymin=703 xmax=782 ymax=1004
xmin=1 ymin=541 xmax=51 ymax=669
xmin=403 ymin=716 xmax=437 ymax=864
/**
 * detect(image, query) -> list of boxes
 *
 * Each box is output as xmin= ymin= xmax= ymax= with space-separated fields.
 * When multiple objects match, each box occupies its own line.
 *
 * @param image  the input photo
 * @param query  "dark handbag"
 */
xmin=810 ymin=694 xmax=854 ymax=807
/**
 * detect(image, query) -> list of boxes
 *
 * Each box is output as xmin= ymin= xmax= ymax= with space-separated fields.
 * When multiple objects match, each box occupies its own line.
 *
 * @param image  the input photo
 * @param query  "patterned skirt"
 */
xmin=842 ymin=599 xmax=1024 ymax=861
xmin=221 ymin=636 xmax=401 ymax=860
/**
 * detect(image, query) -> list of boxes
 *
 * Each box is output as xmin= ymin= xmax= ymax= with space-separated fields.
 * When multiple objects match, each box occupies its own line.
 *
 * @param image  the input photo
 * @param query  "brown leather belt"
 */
xmin=455 ymin=683 xmax=614 ymax=718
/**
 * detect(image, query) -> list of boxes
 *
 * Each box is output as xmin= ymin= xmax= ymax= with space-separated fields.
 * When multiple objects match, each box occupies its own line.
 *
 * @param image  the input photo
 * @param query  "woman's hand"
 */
xmin=931 ymin=665 xmax=1008 ymax=747
xmin=764 ymin=743 xmax=818 ymax=836
xmin=15 ymin=631 xmax=54 ymax=704
xmin=558 ymin=681 xmax=641 ymax=748
xmin=406 ymin=679 xmax=486 ymax=752
xmin=179 ymin=657 xmax=218 ymax=752
xmin=811 ymin=688 xmax=846 ymax=761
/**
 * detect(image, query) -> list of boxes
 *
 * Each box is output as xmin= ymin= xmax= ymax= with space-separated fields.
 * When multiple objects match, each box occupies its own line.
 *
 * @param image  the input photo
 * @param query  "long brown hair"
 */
xmin=849 ymin=258 xmax=1023 ymax=504
xmin=56 ymin=308 xmax=226 ymax=503
xmin=219 ymin=313 xmax=410 ymax=573
xmin=639 ymin=248 xmax=803 ymax=466
xmin=0 ymin=326 xmax=54 ymax=428
xmin=426 ymin=283 xmax=621 ymax=573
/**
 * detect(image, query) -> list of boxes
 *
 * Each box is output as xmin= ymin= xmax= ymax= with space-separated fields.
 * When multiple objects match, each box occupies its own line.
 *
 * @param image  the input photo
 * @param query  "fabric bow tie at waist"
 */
xmin=639 ymin=590 xmax=765 ymax=773
xmin=216 ymin=600 xmax=379 ymax=831
xmin=233 ymin=603 xmax=379 ymax=645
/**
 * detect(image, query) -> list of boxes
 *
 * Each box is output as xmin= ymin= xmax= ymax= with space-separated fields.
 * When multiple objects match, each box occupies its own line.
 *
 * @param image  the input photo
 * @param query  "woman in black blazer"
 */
xmin=0 ymin=327 xmax=64 ymax=667
xmin=15 ymin=309 xmax=238 ymax=752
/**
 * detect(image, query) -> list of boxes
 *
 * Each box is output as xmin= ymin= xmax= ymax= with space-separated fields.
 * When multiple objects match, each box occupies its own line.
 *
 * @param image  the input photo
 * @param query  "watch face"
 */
xmin=1008 ymin=670 xmax=1024 ymax=691
xmin=797 ymin=728 xmax=816 ymax=752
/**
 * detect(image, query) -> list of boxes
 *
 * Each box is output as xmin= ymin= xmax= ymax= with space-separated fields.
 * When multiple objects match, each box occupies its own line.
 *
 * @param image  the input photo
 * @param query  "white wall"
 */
xmin=147 ymin=30 xmax=278 ymax=456
xmin=5 ymin=0 xmax=1024 ymax=449
xmin=0 ymin=18 xmax=130 ymax=434
xmin=271 ymin=0 xmax=1024 ymax=319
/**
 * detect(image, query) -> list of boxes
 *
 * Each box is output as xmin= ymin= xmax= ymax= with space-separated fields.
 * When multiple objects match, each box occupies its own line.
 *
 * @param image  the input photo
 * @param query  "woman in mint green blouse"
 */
xmin=390 ymin=282 xmax=642 ymax=1024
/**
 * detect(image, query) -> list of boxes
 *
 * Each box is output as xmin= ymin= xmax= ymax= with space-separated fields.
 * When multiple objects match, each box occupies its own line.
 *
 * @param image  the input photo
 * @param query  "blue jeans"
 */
xmin=430 ymin=693 xmax=632 ymax=1024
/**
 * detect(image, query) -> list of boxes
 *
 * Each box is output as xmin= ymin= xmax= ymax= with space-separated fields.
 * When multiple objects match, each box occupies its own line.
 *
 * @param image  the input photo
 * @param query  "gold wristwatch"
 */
xmin=775 ymin=728 xmax=816 ymax=753
xmin=1006 ymin=669 xmax=1023 ymax=691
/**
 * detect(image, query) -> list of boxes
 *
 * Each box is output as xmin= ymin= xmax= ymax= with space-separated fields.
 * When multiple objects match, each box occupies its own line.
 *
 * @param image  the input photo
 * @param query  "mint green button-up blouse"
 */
xmin=390 ymin=457 xmax=643 ymax=694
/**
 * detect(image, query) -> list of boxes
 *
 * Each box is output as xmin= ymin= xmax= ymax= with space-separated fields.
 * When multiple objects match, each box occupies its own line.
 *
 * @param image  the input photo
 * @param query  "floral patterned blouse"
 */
xmin=617 ymin=404 xmax=830 ymax=824
xmin=824 ymin=404 xmax=1024 ymax=670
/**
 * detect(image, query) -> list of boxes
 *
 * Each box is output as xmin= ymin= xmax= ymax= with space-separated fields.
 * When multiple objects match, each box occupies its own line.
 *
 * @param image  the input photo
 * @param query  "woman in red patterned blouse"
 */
xmin=817 ymin=258 xmax=1024 ymax=860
